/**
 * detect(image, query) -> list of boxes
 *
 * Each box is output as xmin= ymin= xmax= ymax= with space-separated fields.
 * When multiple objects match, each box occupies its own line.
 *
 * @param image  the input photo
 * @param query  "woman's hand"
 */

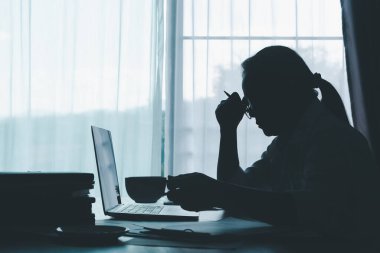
xmin=167 ymin=173 xmax=222 ymax=211
xmin=215 ymin=92 xmax=245 ymax=131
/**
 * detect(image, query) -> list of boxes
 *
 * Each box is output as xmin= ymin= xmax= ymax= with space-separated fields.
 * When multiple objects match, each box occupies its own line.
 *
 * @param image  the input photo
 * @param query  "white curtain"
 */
xmin=0 ymin=0 xmax=164 ymax=195
xmin=0 ymin=0 xmax=351 ymax=187
xmin=166 ymin=0 xmax=350 ymax=178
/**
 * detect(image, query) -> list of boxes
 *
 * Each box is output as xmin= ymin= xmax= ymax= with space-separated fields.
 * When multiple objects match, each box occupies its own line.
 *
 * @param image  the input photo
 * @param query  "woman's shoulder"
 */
xmin=311 ymin=104 xmax=369 ymax=152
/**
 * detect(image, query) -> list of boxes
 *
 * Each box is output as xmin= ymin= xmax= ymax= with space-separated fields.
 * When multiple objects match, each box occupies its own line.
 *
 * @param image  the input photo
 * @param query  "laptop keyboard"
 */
xmin=121 ymin=204 xmax=164 ymax=215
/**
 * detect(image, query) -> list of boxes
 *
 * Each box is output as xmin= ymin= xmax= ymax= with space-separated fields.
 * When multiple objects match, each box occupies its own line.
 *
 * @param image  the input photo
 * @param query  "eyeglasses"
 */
xmin=242 ymin=97 xmax=253 ymax=119
xmin=224 ymin=91 xmax=253 ymax=119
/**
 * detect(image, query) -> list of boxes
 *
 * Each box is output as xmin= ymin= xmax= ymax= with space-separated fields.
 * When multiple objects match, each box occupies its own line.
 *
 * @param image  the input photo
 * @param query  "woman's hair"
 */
xmin=241 ymin=46 xmax=349 ymax=124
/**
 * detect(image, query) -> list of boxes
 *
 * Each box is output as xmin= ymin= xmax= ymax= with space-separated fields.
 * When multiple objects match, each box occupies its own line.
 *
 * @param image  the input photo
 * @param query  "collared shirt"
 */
xmin=238 ymin=98 xmax=380 ymax=238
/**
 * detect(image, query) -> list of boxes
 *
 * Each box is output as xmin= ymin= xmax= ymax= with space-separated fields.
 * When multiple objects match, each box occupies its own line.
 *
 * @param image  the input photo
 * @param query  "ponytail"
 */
xmin=313 ymin=73 xmax=350 ymax=124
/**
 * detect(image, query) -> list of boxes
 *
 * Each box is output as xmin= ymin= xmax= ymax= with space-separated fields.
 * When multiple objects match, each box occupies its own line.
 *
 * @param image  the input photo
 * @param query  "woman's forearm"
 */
xmin=217 ymin=129 xmax=245 ymax=182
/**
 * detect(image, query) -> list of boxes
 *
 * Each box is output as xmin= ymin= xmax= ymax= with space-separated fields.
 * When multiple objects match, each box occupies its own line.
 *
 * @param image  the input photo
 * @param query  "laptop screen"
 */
xmin=92 ymin=126 xmax=121 ymax=211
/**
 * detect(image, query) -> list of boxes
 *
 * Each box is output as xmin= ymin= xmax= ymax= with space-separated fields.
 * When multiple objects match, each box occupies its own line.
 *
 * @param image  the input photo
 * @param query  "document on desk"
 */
xmin=99 ymin=217 xmax=275 ymax=249
xmin=134 ymin=217 xmax=273 ymax=239
xmin=119 ymin=217 xmax=274 ymax=249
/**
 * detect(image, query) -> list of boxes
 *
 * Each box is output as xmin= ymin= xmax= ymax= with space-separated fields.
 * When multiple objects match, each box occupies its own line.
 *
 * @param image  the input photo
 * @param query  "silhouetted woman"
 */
xmin=167 ymin=46 xmax=380 ymax=240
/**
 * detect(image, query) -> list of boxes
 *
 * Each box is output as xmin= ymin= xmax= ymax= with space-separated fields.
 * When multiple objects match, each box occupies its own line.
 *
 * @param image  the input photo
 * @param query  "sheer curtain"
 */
xmin=0 ymin=0 xmax=351 ymax=186
xmin=166 ymin=0 xmax=351 ymax=177
xmin=0 ymin=0 xmax=163 ymax=195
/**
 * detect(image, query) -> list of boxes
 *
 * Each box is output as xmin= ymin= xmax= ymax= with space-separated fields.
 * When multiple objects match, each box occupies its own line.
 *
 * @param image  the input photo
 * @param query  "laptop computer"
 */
xmin=91 ymin=126 xmax=199 ymax=221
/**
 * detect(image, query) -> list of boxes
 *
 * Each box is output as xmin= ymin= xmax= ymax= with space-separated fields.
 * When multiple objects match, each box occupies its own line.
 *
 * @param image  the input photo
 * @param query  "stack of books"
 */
xmin=0 ymin=172 xmax=95 ymax=227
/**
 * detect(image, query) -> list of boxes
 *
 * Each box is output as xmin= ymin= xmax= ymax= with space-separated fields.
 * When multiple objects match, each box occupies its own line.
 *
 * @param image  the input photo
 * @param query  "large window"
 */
xmin=168 ymin=0 xmax=349 ymax=177
xmin=0 ymin=0 xmax=349 ymax=183
xmin=0 ymin=0 xmax=163 ymax=191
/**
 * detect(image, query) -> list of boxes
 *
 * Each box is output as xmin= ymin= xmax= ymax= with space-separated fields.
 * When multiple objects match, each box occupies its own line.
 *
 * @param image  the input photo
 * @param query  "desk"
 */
xmin=1 ymin=209 xmax=379 ymax=253
xmin=1 ymin=202 xmax=379 ymax=252
xmin=0 ymin=228 xmax=378 ymax=253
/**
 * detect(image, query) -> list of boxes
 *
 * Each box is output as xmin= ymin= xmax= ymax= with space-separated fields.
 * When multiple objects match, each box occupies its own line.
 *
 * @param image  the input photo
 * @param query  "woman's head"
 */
xmin=241 ymin=46 xmax=348 ymax=136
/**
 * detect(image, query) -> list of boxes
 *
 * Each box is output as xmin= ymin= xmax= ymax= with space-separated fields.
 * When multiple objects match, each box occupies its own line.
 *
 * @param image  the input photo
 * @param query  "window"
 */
xmin=0 ymin=1 xmax=349 ymax=182
xmin=168 ymin=0 xmax=349 ymax=177
xmin=0 ymin=0 xmax=163 ymax=191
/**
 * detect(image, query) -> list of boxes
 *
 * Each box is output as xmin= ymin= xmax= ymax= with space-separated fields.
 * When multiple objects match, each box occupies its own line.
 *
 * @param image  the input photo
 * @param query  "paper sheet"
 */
xmin=98 ymin=217 xmax=273 ymax=249
xmin=138 ymin=217 xmax=273 ymax=236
